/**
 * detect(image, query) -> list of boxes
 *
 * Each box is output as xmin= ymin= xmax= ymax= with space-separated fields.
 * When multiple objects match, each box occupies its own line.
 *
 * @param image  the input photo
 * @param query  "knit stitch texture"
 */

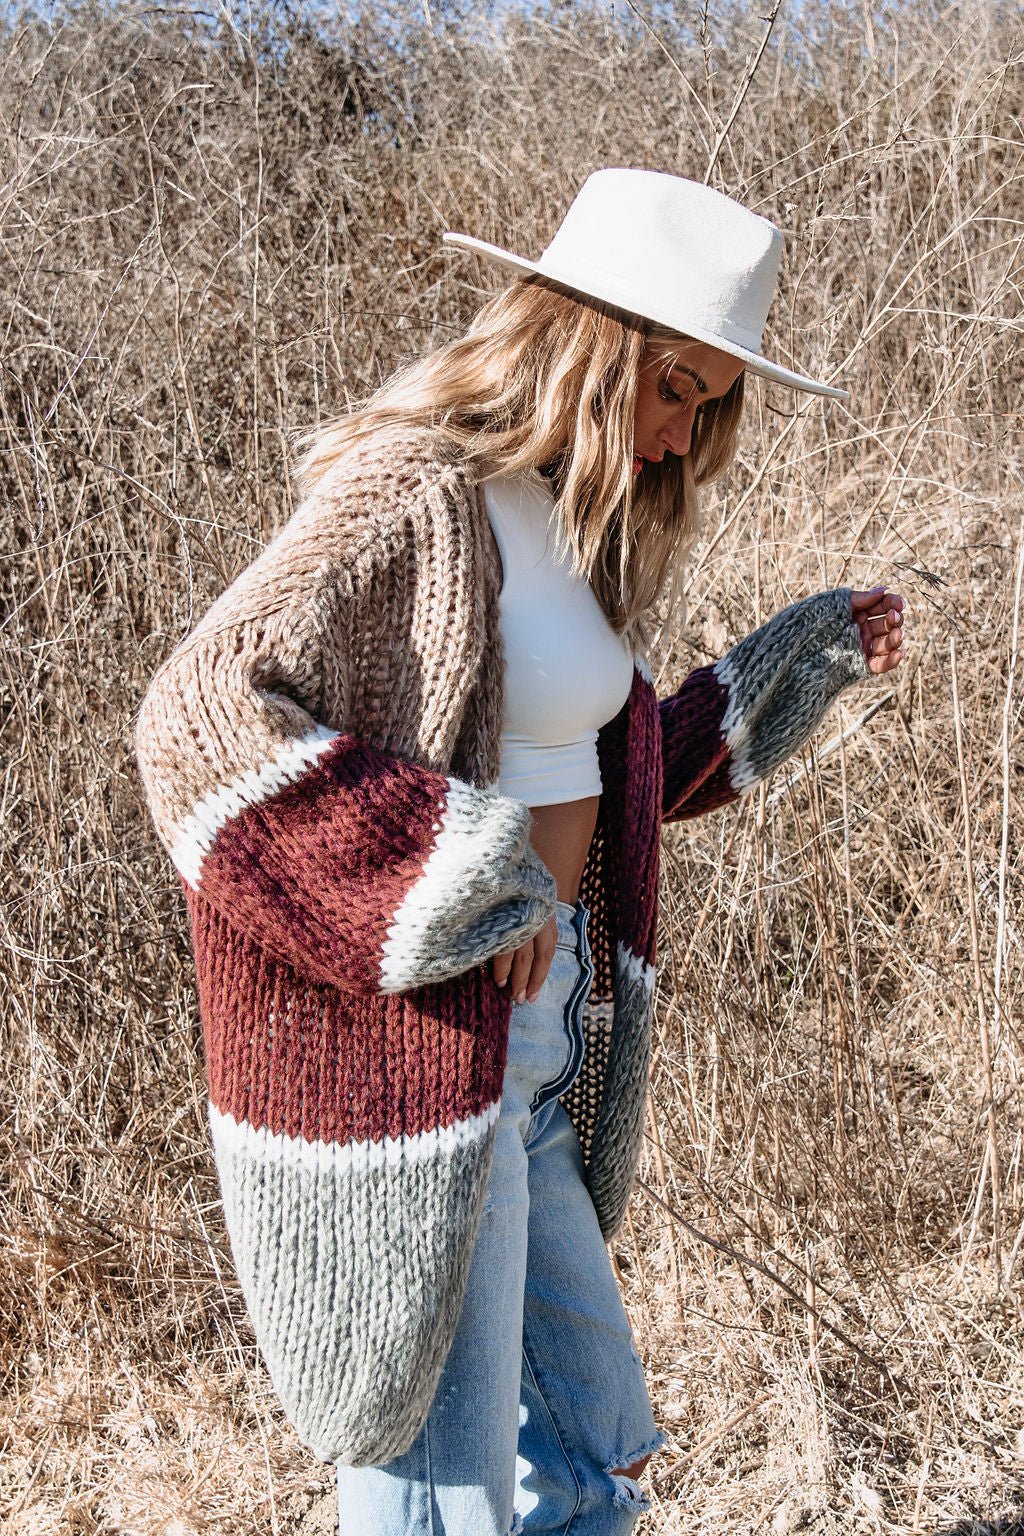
xmin=134 ymin=423 xmax=870 ymax=1466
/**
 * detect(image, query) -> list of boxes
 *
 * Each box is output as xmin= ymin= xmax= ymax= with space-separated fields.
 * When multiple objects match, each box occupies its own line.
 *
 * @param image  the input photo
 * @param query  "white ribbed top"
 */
xmin=482 ymin=469 xmax=635 ymax=807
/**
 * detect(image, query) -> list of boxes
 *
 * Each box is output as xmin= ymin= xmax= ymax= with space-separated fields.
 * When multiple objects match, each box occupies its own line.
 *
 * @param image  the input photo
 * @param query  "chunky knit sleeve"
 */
xmin=660 ymin=587 xmax=870 ymax=822
xmin=134 ymin=468 xmax=556 ymax=996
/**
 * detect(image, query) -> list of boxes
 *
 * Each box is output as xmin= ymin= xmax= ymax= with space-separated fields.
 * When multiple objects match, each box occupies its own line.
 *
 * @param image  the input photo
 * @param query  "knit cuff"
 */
xmin=715 ymin=586 xmax=869 ymax=793
xmin=159 ymin=720 xmax=556 ymax=996
xmin=376 ymin=775 xmax=558 ymax=992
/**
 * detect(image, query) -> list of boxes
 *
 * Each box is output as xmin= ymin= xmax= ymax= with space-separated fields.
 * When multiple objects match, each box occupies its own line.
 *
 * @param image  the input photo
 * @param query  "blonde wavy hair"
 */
xmin=293 ymin=277 xmax=745 ymax=654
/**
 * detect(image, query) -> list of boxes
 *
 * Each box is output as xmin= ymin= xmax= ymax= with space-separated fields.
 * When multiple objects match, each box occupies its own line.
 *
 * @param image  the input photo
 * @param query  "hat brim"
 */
xmin=442 ymin=231 xmax=850 ymax=403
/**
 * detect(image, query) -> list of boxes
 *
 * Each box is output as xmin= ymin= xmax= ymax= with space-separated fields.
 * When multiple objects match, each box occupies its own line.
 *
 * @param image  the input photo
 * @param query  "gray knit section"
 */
xmin=715 ymin=587 xmax=870 ymax=791
xmin=377 ymin=778 xmax=558 ymax=992
xmin=210 ymin=1112 xmax=495 ymax=1467
xmin=583 ymin=953 xmax=655 ymax=1242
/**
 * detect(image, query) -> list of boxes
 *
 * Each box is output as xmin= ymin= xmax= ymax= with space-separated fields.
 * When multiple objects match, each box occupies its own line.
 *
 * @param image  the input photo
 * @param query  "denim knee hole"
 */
xmin=604 ymin=1430 xmax=664 ymax=1506
xmin=608 ymin=1472 xmax=651 ymax=1512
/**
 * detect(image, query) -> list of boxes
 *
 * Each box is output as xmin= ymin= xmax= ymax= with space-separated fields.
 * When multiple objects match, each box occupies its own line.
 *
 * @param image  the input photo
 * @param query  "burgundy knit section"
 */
xmin=619 ymin=671 xmax=663 ymax=970
xmin=581 ymin=693 xmax=629 ymax=1008
xmin=195 ymin=733 xmax=447 ymax=992
xmin=579 ymin=668 xmax=662 ymax=985
xmin=188 ymin=888 xmax=511 ymax=1144
xmin=658 ymin=664 xmax=735 ymax=821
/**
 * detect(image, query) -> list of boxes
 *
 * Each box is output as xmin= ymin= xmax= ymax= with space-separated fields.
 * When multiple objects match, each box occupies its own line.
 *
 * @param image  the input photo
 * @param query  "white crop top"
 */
xmin=482 ymin=468 xmax=635 ymax=807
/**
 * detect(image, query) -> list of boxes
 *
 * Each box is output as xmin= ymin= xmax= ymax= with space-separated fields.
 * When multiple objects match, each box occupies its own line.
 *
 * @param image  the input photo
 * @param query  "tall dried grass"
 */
xmin=1 ymin=1 xmax=1022 ymax=1531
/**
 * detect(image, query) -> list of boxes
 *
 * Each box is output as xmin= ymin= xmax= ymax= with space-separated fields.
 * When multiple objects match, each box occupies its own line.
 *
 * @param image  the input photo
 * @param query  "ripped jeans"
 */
xmin=335 ymin=898 xmax=664 ymax=1535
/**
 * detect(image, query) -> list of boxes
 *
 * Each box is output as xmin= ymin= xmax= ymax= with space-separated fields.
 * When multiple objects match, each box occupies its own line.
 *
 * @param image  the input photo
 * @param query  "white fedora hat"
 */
xmin=443 ymin=167 xmax=849 ymax=402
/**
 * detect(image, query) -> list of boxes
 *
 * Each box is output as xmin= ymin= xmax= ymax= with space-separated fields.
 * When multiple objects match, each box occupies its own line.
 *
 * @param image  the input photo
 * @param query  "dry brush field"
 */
xmin=1 ymin=1 xmax=1023 ymax=1531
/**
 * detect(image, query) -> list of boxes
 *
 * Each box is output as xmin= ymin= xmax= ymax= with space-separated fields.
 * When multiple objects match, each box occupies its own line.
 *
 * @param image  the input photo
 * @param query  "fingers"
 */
xmin=863 ymin=609 xmax=904 ymax=655
xmin=863 ymin=612 xmax=905 ymax=672
xmin=866 ymin=646 xmax=904 ymax=675
xmin=850 ymin=585 xmax=904 ymax=614
xmin=492 ymin=914 xmax=558 ymax=1004
xmin=849 ymin=586 xmax=907 ymax=673
xmin=861 ymin=595 xmax=904 ymax=630
xmin=862 ymin=608 xmax=902 ymax=638
xmin=852 ymin=589 xmax=904 ymax=618
xmin=492 ymin=947 xmax=515 ymax=988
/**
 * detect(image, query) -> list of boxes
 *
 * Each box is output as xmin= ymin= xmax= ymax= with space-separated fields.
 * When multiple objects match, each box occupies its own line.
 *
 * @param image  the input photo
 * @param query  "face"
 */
xmin=631 ymin=339 xmax=745 ymax=475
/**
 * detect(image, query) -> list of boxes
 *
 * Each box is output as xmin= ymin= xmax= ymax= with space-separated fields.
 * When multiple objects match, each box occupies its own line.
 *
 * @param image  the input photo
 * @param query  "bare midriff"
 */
xmin=527 ymin=795 xmax=600 ymax=905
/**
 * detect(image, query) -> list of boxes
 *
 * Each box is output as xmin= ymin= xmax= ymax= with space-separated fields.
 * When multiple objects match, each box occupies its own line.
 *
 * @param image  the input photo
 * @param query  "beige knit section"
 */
xmin=134 ymin=425 xmax=506 ymax=860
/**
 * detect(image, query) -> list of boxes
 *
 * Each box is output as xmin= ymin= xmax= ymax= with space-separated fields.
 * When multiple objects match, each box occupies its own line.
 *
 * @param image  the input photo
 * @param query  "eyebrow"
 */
xmin=668 ymin=362 xmax=709 ymax=395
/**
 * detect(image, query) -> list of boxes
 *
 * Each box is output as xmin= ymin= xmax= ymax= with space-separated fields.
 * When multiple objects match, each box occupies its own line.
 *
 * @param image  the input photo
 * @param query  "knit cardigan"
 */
xmin=134 ymin=423 xmax=870 ymax=1468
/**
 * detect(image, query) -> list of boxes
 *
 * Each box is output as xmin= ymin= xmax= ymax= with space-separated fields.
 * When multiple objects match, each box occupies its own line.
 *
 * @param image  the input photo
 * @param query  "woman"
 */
xmin=134 ymin=169 xmax=905 ymax=1535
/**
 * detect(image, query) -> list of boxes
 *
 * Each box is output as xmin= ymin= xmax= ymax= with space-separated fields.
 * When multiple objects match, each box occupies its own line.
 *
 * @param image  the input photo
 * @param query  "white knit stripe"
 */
xmin=713 ymin=650 xmax=743 ymax=743
xmin=169 ymin=724 xmax=339 ymax=889
xmin=633 ymin=652 xmax=654 ymax=685
xmin=208 ymin=1097 xmax=501 ymax=1175
xmin=725 ymin=754 xmax=761 ymax=793
xmin=615 ymin=939 xmax=655 ymax=996
xmin=377 ymin=777 xmax=530 ymax=991
xmin=712 ymin=651 xmax=757 ymax=793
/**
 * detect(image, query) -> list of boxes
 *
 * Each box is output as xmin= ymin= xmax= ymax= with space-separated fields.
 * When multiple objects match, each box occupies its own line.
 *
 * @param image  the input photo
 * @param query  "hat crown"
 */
xmin=539 ymin=169 xmax=782 ymax=352
xmin=440 ymin=166 xmax=849 ymax=400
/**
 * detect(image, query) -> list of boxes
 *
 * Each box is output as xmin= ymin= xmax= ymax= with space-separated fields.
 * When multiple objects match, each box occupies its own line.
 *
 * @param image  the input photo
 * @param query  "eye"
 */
xmin=658 ymin=378 xmax=681 ymax=402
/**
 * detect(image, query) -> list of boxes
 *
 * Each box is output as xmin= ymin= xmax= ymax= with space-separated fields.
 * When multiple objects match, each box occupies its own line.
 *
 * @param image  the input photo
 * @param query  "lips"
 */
xmin=633 ymin=452 xmax=664 ymax=474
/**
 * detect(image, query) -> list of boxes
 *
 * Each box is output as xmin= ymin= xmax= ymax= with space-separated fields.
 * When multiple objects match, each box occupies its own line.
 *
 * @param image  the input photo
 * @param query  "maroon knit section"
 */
xmin=580 ymin=667 xmax=662 ymax=990
xmin=581 ymin=691 xmax=629 ymax=1011
xmin=188 ymin=887 xmax=511 ymax=1144
xmin=619 ymin=671 xmax=663 ymax=970
xmin=658 ymin=664 xmax=736 ymax=821
xmin=195 ymin=733 xmax=447 ymax=993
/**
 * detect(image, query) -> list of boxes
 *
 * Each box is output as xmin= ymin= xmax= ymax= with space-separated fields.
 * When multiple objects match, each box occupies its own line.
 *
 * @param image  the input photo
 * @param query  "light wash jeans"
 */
xmin=336 ymin=897 xmax=664 ymax=1536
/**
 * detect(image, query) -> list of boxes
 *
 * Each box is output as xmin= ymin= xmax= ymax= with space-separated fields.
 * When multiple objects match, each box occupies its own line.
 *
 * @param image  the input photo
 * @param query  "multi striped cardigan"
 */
xmin=134 ymin=423 xmax=870 ymax=1468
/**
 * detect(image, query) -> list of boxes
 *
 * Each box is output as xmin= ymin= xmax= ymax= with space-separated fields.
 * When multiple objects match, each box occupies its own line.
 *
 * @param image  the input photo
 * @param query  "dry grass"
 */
xmin=1 ymin=1 xmax=1022 ymax=1531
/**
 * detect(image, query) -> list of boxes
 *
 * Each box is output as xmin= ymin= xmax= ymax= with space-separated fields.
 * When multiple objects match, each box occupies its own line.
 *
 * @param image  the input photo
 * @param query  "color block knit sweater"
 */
xmin=134 ymin=423 xmax=871 ymax=1468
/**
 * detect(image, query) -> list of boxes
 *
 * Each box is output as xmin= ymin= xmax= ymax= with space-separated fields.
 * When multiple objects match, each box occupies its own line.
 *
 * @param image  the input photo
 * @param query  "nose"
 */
xmin=662 ymin=399 xmax=699 ymax=457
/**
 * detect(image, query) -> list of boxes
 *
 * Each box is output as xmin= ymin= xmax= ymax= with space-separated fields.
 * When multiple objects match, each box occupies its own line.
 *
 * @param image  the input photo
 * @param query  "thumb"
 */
xmin=850 ymin=584 xmax=887 ymax=612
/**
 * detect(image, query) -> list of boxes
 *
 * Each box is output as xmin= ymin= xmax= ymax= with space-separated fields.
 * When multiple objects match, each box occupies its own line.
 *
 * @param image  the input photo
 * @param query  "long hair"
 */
xmin=293 ymin=276 xmax=745 ymax=655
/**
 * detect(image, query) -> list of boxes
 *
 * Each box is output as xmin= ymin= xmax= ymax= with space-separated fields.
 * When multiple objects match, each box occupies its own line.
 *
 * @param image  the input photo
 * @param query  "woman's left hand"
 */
xmin=850 ymin=586 xmax=906 ymax=675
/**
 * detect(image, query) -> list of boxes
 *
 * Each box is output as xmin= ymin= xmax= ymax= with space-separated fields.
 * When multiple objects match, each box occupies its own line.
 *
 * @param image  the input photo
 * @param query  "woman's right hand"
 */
xmin=493 ymin=913 xmax=559 ymax=1005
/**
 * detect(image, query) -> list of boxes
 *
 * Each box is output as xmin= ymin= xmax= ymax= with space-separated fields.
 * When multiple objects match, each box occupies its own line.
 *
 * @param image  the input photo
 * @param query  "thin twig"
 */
xmin=617 ymin=0 xmax=715 ymax=146
xmin=951 ymin=634 xmax=1003 ymax=1281
xmin=650 ymin=1395 xmax=771 ymax=1491
xmin=703 ymin=2 xmax=782 ymax=184
xmin=636 ymin=1181 xmax=903 ymax=1391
